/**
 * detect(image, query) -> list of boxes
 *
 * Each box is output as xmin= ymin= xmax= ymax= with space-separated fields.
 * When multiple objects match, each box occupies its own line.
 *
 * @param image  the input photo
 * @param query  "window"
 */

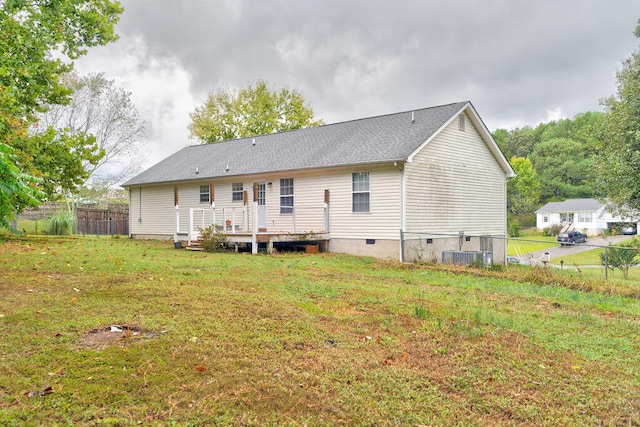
xmin=458 ymin=114 xmax=466 ymax=131
xmin=543 ymin=215 xmax=549 ymax=223
xmin=578 ymin=212 xmax=592 ymax=223
xmin=280 ymin=178 xmax=294 ymax=214
xmin=199 ymin=185 xmax=210 ymax=203
xmin=352 ymin=171 xmax=370 ymax=212
xmin=232 ymin=183 xmax=243 ymax=202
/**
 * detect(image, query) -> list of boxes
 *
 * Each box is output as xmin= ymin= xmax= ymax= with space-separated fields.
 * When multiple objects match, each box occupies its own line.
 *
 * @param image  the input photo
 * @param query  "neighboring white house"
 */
xmin=535 ymin=198 xmax=638 ymax=236
xmin=122 ymin=101 xmax=515 ymax=262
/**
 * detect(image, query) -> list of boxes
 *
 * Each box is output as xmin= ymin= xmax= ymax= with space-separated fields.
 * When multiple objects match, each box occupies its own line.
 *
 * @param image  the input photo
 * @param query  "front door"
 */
xmin=256 ymin=182 xmax=266 ymax=230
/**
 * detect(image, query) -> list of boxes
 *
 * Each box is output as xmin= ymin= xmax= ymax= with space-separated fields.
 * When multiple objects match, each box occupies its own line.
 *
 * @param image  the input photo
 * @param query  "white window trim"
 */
xmin=280 ymin=178 xmax=294 ymax=214
xmin=231 ymin=182 xmax=243 ymax=202
xmin=352 ymin=171 xmax=371 ymax=213
xmin=199 ymin=185 xmax=210 ymax=204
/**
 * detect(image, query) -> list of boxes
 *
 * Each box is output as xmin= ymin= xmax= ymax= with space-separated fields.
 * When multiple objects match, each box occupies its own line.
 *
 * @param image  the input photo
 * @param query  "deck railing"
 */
xmin=177 ymin=203 xmax=329 ymax=245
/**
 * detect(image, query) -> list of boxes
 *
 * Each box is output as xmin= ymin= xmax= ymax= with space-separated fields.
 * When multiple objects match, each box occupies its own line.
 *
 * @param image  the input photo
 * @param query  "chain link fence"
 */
xmin=402 ymin=231 xmax=640 ymax=283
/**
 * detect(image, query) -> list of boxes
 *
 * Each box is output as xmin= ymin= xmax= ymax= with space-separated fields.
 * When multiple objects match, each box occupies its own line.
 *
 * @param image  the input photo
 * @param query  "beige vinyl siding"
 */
xmin=129 ymin=185 xmax=175 ymax=236
xmin=322 ymin=165 xmax=401 ymax=240
xmin=405 ymin=112 xmax=507 ymax=235
xmin=140 ymin=164 xmax=401 ymax=240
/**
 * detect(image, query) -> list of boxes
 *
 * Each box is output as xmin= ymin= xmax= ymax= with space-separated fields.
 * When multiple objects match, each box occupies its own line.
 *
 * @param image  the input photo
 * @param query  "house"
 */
xmin=122 ymin=101 xmax=515 ymax=262
xmin=535 ymin=198 xmax=638 ymax=236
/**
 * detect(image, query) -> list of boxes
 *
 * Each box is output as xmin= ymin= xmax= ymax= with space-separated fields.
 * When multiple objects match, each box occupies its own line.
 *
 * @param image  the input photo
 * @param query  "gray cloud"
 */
xmin=75 ymin=0 xmax=640 ymax=168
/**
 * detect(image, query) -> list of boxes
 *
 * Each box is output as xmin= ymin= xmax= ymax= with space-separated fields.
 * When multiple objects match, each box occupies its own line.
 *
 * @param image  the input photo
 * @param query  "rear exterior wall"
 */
xmin=404 ymin=112 xmax=508 ymax=262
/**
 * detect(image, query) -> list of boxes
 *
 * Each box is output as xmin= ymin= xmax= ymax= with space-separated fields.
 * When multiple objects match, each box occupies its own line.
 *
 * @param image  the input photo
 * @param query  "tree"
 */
xmin=0 ymin=143 xmax=43 ymax=229
xmin=600 ymin=238 xmax=640 ymax=280
xmin=507 ymin=157 xmax=541 ymax=220
xmin=36 ymin=72 xmax=147 ymax=189
xmin=189 ymin=80 xmax=323 ymax=143
xmin=492 ymin=128 xmax=511 ymax=159
xmin=502 ymin=127 xmax=537 ymax=159
xmin=596 ymin=20 xmax=640 ymax=216
xmin=0 ymin=1 xmax=122 ymax=222
xmin=529 ymin=138 xmax=594 ymax=202
xmin=12 ymin=127 xmax=103 ymax=199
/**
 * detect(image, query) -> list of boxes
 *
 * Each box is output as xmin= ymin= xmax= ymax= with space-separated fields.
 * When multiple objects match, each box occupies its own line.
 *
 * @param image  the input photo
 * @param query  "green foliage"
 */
xmin=0 ymin=143 xmax=43 ymax=229
xmin=600 ymin=238 xmax=640 ymax=280
xmin=507 ymin=157 xmax=541 ymax=218
xmin=542 ymin=224 xmax=563 ymax=237
xmin=199 ymin=224 xmax=229 ymax=252
xmin=13 ymin=128 xmax=104 ymax=199
xmin=493 ymin=112 xmax=607 ymax=205
xmin=507 ymin=217 xmax=521 ymax=237
xmin=0 ymin=1 xmax=122 ymax=222
xmin=529 ymin=137 xmax=594 ymax=202
xmin=45 ymin=210 xmax=76 ymax=236
xmin=596 ymin=20 xmax=640 ymax=215
xmin=189 ymin=80 xmax=323 ymax=143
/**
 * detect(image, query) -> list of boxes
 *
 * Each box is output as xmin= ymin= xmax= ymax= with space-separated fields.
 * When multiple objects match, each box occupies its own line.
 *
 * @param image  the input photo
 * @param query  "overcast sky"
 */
xmin=75 ymin=0 xmax=640 ymax=172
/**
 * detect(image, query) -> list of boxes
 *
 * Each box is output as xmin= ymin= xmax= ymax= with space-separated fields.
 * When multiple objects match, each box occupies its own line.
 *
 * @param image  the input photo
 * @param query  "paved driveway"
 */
xmin=518 ymin=234 xmax=637 ymax=265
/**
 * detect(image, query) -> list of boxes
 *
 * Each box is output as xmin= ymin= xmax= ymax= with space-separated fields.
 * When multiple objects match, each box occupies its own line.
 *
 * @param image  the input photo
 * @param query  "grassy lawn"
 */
xmin=1 ymin=236 xmax=640 ymax=425
xmin=507 ymin=236 xmax=558 ymax=256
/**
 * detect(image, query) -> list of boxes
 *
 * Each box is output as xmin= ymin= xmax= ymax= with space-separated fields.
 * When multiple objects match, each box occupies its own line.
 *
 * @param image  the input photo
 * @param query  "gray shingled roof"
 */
xmin=123 ymin=101 xmax=469 ymax=187
xmin=536 ymin=198 xmax=605 ymax=214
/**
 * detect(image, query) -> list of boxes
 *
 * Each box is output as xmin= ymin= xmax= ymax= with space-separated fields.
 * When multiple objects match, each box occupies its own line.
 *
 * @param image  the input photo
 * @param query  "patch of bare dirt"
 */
xmin=82 ymin=325 xmax=158 ymax=349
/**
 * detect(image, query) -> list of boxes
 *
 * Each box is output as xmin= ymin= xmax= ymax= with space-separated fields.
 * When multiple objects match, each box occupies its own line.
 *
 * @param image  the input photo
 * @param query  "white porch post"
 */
xmin=188 ymin=208 xmax=194 ymax=245
xmin=231 ymin=208 xmax=236 ymax=234
xmin=211 ymin=201 xmax=215 ymax=229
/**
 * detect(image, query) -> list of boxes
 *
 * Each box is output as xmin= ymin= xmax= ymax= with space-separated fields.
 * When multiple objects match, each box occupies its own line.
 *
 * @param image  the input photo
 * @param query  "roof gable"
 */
xmin=123 ymin=101 xmax=513 ymax=187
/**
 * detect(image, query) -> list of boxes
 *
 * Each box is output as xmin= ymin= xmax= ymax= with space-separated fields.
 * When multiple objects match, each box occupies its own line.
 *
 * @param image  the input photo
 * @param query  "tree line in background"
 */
xmin=498 ymin=19 xmax=640 ymax=232
xmin=495 ymin=111 xmax=608 ymax=229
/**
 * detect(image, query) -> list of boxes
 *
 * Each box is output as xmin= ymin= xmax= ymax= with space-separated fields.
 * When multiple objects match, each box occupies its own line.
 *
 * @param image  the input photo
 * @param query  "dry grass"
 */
xmin=1 ymin=236 xmax=639 ymax=425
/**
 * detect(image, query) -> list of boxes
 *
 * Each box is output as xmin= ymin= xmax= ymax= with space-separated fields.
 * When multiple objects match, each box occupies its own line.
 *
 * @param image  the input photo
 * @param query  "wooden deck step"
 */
xmin=186 ymin=239 xmax=204 ymax=251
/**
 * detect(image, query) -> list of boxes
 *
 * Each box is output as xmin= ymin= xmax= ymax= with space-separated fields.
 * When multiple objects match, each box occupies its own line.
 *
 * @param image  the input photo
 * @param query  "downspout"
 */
xmin=504 ymin=178 xmax=509 ymax=263
xmin=394 ymin=161 xmax=405 ymax=262
xmin=127 ymin=187 xmax=132 ymax=238
xmin=138 ymin=187 xmax=142 ymax=223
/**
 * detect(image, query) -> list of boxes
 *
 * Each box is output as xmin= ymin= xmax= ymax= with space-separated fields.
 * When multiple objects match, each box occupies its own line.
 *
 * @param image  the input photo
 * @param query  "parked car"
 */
xmin=622 ymin=225 xmax=637 ymax=235
xmin=507 ymin=256 xmax=530 ymax=265
xmin=558 ymin=231 xmax=587 ymax=245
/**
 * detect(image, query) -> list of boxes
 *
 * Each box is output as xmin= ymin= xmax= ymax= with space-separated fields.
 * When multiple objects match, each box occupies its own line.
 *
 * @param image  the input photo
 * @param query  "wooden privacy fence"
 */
xmin=76 ymin=208 xmax=129 ymax=236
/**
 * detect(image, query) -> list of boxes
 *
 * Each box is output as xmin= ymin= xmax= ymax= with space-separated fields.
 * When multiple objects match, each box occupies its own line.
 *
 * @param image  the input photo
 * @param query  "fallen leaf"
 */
xmin=196 ymin=365 xmax=207 ymax=372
